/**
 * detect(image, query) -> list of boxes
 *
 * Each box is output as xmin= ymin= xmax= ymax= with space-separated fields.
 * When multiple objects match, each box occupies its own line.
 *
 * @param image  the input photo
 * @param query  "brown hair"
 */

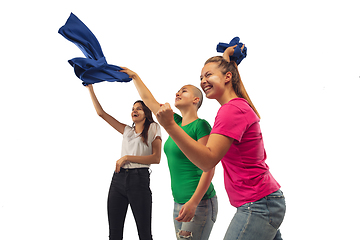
xmin=132 ymin=100 xmax=156 ymax=145
xmin=204 ymin=56 xmax=260 ymax=119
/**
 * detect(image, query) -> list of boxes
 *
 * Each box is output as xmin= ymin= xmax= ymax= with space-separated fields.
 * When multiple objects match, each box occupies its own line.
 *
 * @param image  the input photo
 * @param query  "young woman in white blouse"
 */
xmin=86 ymin=84 xmax=162 ymax=240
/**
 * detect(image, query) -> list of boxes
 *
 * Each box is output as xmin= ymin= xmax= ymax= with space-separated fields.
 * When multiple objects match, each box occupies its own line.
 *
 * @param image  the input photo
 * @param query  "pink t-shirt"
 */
xmin=211 ymin=98 xmax=280 ymax=207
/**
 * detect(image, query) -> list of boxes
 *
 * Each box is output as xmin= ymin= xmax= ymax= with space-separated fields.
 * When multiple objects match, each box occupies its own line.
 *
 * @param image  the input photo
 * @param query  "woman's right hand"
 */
xmin=85 ymin=84 xmax=93 ymax=90
xmin=223 ymin=44 xmax=245 ymax=62
xmin=119 ymin=67 xmax=138 ymax=80
xmin=223 ymin=45 xmax=237 ymax=61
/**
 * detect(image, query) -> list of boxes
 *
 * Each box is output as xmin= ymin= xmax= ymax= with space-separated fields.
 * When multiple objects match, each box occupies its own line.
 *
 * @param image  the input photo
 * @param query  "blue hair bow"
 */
xmin=58 ymin=13 xmax=131 ymax=86
xmin=216 ymin=37 xmax=247 ymax=65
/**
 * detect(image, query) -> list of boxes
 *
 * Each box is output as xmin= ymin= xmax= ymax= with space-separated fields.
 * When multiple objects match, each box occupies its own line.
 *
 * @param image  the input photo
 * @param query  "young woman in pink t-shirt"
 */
xmin=155 ymin=45 xmax=286 ymax=240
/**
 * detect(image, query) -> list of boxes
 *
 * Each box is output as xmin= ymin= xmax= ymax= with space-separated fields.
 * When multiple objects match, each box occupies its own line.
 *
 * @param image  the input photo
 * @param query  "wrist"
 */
xmin=164 ymin=120 xmax=179 ymax=133
xmin=188 ymin=197 xmax=201 ymax=206
xmin=132 ymin=73 xmax=140 ymax=81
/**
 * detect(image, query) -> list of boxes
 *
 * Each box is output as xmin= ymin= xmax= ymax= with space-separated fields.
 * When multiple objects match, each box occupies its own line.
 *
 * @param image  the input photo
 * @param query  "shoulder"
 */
xmin=218 ymin=98 xmax=258 ymax=121
xmin=219 ymin=98 xmax=250 ymax=114
xmin=123 ymin=125 xmax=133 ymax=135
xmin=212 ymin=98 xmax=259 ymax=140
xmin=149 ymin=122 xmax=160 ymax=131
xmin=173 ymin=113 xmax=182 ymax=124
xmin=148 ymin=122 xmax=161 ymax=136
xmin=193 ymin=118 xmax=211 ymax=139
xmin=196 ymin=118 xmax=212 ymax=130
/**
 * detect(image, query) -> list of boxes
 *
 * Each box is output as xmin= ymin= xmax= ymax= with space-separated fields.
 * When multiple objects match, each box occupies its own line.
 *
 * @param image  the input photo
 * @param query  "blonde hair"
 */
xmin=205 ymin=56 xmax=260 ymax=118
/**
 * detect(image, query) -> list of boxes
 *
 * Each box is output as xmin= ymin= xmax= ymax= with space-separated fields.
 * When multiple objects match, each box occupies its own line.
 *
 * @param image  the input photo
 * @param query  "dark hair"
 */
xmin=204 ymin=56 xmax=260 ymax=119
xmin=132 ymin=100 xmax=156 ymax=146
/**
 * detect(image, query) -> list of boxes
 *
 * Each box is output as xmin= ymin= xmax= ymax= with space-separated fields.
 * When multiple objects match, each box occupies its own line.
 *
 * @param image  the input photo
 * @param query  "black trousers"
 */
xmin=107 ymin=168 xmax=153 ymax=240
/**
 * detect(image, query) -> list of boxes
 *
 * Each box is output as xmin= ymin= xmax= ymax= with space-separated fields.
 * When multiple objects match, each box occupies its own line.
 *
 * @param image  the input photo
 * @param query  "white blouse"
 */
xmin=121 ymin=122 xmax=161 ymax=169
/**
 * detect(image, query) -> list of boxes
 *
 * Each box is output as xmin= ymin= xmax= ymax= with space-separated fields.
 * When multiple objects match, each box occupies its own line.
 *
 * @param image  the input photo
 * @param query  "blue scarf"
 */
xmin=58 ymin=13 xmax=131 ymax=86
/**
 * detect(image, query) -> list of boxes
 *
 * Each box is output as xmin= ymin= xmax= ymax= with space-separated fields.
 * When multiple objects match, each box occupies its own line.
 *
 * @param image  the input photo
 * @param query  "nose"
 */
xmin=200 ymin=77 xmax=207 ymax=87
xmin=176 ymin=91 xmax=180 ymax=97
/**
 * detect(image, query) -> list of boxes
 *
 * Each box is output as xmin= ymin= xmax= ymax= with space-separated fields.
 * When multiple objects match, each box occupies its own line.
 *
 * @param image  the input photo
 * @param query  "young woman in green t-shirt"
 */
xmin=120 ymin=67 xmax=218 ymax=240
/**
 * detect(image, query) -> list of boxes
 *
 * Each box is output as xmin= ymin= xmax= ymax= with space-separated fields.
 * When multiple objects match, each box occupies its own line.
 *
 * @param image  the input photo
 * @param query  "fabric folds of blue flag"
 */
xmin=58 ymin=13 xmax=131 ymax=85
xmin=216 ymin=37 xmax=247 ymax=65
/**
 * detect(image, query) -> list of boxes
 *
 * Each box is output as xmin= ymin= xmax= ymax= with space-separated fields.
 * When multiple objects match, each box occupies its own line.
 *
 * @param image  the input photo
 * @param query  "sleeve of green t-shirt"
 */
xmin=195 ymin=119 xmax=212 ymax=140
xmin=173 ymin=113 xmax=182 ymax=125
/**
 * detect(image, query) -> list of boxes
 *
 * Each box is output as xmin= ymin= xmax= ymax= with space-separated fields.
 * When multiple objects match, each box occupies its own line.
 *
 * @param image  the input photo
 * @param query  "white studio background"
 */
xmin=1 ymin=0 xmax=359 ymax=239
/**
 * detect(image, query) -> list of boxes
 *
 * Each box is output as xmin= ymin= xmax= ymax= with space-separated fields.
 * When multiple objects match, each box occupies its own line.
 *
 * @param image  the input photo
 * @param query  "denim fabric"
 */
xmin=107 ymin=168 xmax=152 ymax=240
xmin=224 ymin=190 xmax=285 ymax=240
xmin=173 ymin=196 xmax=218 ymax=240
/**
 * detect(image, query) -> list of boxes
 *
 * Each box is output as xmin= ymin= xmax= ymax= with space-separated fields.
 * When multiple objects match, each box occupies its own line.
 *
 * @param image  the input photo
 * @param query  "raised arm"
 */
xmin=156 ymin=103 xmax=234 ymax=172
xmin=86 ymin=84 xmax=126 ymax=134
xmin=120 ymin=67 xmax=161 ymax=114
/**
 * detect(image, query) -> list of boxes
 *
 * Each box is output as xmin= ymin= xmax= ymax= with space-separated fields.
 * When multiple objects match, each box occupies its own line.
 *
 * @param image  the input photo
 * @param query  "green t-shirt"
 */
xmin=164 ymin=113 xmax=216 ymax=204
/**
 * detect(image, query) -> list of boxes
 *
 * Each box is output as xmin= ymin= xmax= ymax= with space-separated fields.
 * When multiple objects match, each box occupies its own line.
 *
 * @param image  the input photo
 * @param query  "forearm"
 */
xmin=188 ymin=168 xmax=215 ymax=205
xmin=125 ymin=153 xmax=160 ymax=165
xmin=165 ymin=124 xmax=218 ymax=172
xmin=87 ymin=85 xmax=105 ymax=116
xmin=131 ymin=74 xmax=161 ymax=114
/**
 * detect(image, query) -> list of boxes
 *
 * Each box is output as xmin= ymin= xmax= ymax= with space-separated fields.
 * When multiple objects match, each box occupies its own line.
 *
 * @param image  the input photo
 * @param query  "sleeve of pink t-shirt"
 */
xmin=211 ymin=102 xmax=251 ymax=141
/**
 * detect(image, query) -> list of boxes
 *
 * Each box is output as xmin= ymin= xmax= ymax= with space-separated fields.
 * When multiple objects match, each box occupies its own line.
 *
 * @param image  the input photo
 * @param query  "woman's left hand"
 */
xmin=115 ymin=156 xmax=129 ymax=173
xmin=175 ymin=200 xmax=197 ymax=222
xmin=155 ymin=103 xmax=176 ymax=129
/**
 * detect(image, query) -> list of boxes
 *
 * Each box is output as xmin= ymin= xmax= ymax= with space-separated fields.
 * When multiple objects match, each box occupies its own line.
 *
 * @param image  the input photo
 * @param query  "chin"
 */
xmin=205 ymin=92 xmax=214 ymax=99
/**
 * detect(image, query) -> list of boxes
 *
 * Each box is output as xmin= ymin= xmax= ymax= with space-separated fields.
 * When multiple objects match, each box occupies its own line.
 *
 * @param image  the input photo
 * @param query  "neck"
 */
xmin=216 ymin=87 xmax=238 ymax=106
xmin=178 ymin=106 xmax=198 ymax=126
xmin=134 ymin=120 xmax=145 ymax=133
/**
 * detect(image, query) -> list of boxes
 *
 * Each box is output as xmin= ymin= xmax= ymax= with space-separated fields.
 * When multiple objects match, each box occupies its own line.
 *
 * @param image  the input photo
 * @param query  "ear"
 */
xmin=193 ymin=97 xmax=200 ymax=105
xmin=224 ymin=72 xmax=232 ymax=84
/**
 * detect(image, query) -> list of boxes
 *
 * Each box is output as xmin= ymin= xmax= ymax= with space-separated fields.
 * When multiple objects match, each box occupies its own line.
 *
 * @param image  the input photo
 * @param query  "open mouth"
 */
xmin=133 ymin=113 xmax=139 ymax=117
xmin=203 ymin=86 xmax=212 ymax=94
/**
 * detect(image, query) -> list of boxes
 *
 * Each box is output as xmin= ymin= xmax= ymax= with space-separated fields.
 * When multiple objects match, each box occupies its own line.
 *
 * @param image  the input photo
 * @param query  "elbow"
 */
xmin=201 ymin=159 xmax=218 ymax=173
xmin=97 ymin=111 xmax=105 ymax=118
xmin=202 ymin=166 xmax=213 ymax=173
xmin=203 ymin=166 xmax=216 ymax=175
xmin=152 ymin=154 xmax=161 ymax=164
xmin=153 ymin=156 xmax=161 ymax=164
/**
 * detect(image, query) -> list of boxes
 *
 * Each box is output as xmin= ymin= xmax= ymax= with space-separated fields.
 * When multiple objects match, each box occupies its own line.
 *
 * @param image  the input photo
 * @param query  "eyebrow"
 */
xmin=200 ymin=71 xmax=209 ymax=80
xmin=179 ymin=87 xmax=188 ymax=91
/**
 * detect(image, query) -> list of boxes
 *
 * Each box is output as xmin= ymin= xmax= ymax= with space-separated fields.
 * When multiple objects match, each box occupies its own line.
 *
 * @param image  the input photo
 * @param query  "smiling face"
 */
xmin=200 ymin=62 xmax=229 ymax=100
xmin=131 ymin=102 xmax=146 ymax=123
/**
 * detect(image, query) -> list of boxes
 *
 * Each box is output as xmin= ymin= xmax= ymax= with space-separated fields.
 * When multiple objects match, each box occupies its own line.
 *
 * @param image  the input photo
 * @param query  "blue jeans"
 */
xmin=173 ymin=195 xmax=218 ymax=240
xmin=224 ymin=189 xmax=286 ymax=240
